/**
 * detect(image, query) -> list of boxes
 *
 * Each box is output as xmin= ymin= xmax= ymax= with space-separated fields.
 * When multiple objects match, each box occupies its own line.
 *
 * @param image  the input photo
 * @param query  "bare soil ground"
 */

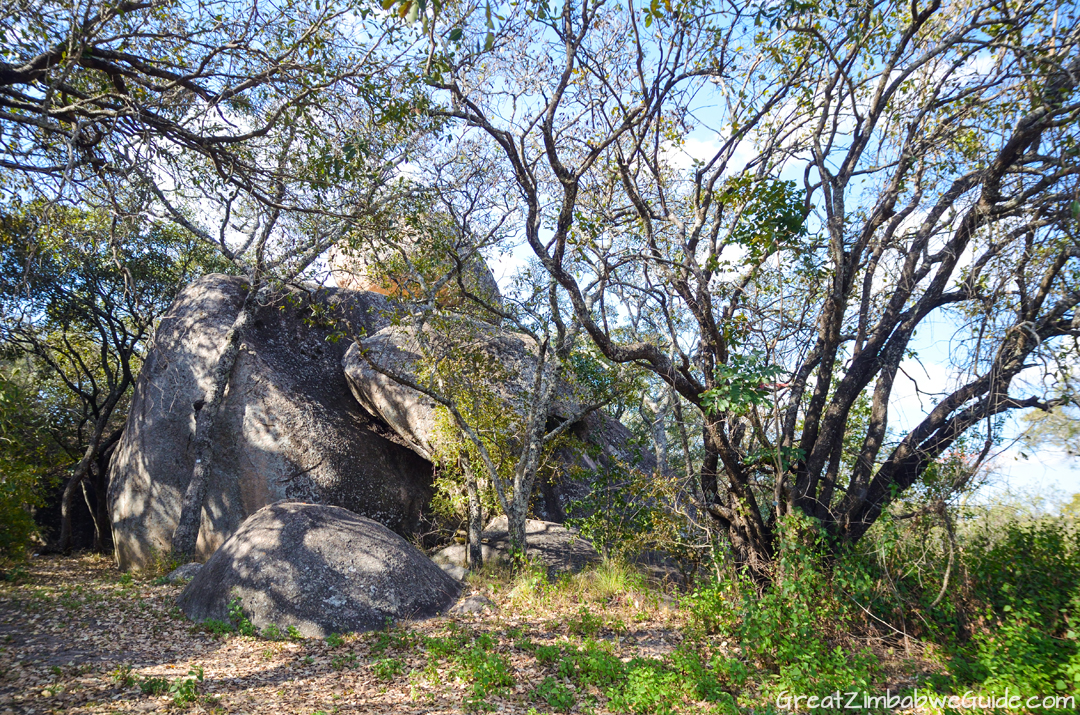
xmin=0 ymin=555 xmax=689 ymax=715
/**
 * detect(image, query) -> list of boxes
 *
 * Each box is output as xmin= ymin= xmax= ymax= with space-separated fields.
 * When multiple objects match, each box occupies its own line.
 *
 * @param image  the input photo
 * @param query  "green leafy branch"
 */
xmin=700 ymin=353 xmax=785 ymax=416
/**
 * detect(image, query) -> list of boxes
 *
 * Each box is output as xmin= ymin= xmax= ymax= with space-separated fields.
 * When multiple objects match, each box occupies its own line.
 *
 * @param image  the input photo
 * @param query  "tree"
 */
xmin=0 ymin=203 xmax=225 ymax=552
xmin=0 ymin=0 xmax=421 ymax=205
xmin=1062 ymin=493 xmax=1080 ymax=520
xmin=415 ymin=0 xmax=1080 ymax=573
xmin=344 ymin=193 xmax=618 ymax=559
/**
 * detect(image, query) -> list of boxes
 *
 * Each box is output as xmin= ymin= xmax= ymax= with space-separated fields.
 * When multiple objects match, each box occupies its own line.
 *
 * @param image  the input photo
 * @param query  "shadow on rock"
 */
xmin=177 ymin=502 xmax=460 ymax=637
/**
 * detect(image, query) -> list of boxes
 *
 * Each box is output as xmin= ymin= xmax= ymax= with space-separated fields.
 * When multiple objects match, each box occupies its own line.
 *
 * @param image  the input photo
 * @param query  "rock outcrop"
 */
xmin=108 ymin=275 xmax=435 ymax=570
xmin=432 ymin=515 xmax=601 ymax=575
xmin=342 ymin=322 xmax=653 ymax=521
xmin=165 ymin=563 xmax=203 ymax=583
xmin=178 ymin=503 xmax=459 ymax=636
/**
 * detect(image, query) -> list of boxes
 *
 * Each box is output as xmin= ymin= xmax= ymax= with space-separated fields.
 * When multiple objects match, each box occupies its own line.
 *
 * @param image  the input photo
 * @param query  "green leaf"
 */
xmin=449 ymin=27 xmax=463 ymax=42
xmin=484 ymin=31 xmax=494 ymax=51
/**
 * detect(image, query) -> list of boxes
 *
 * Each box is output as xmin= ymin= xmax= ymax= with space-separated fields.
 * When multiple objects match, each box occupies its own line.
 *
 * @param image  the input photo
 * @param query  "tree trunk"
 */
xmin=81 ymin=478 xmax=99 ymax=553
xmin=56 ymin=389 xmax=129 ymax=552
xmin=641 ymin=391 xmax=671 ymax=475
xmin=57 ymin=459 xmax=89 ymax=553
xmin=171 ymin=284 xmax=258 ymax=558
xmin=506 ymin=497 xmax=528 ymax=563
xmin=506 ymin=347 xmax=565 ymax=561
xmin=57 ymin=420 xmax=110 ymax=552
xmin=465 ymin=456 xmax=483 ymax=569
xmin=87 ymin=436 xmax=119 ymax=553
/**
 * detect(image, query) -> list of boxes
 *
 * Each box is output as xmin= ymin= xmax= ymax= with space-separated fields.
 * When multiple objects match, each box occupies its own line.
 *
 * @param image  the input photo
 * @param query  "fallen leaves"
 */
xmin=0 ymin=555 xmax=687 ymax=714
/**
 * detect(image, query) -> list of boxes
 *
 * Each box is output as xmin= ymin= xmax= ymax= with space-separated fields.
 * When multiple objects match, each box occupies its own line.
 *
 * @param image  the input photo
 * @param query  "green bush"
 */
xmin=168 ymin=666 xmax=203 ymax=705
xmin=533 ymin=639 xmax=738 ymax=714
xmin=686 ymin=513 xmax=880 ymax=709
xmin=138 ymin=676 xmax=169 ymax=695
xmin=201 ymin=619 xmax=234 ymax=636
xmin=841 ymin=502 xmax=1080 ymax=707
xmin=372 ymin=656 xmax=405 ymax=682
xmin=0 ymin=368 xmax=62 ymax=556
xmin=226 ymin=597 xmax=257 ymax=637
xmin=950 ymin=519 xmax=1080 ymax=701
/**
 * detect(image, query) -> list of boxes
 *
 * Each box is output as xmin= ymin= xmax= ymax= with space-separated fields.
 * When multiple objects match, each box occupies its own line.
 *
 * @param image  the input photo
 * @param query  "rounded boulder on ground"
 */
xmin=177 ymin=502 xmax=460 ymax=637
xmin=432 ymin=515 xmax=601 ymax=576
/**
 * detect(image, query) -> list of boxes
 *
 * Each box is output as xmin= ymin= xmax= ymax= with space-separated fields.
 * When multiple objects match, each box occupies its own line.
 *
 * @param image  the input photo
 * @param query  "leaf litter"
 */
xmin=0 ymin=555 xmax=688 ymax=714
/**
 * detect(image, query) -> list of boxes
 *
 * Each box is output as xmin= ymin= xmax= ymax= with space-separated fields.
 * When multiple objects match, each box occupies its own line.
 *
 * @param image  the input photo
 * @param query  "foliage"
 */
xmin=331 ymin=653 xmax=359 ymax=671
xmin=372 ymin=656 xmax=405 ymax=681
xmin=677 ymin=505 xmax=1078 ymax=708
xmin=227 ymin=597 xmax=258 ymax=637
xmin=528 ymin=638 xmax=738 ymax=715
xmin=414 ymin=315 xmax=605 ymax=551
xmin=0 ymin=204 xmax=233 ymax=551
xmin=566 ymin=465 xmax=656 ymax=560
xmin=0 ymin=367 xmax=64 ymax=555
xmin=168 ymin=666 xmax=204 ymax=706
xmin=201 ymin=619 xmax=234 ymax=636
xmin=700 ymin=353 xmax=786 ymax=417
xmin=1022 ymin=405 xmax=1080 ymax=458
xmin=531 ymin=675 xmax=575 ymax=712
xmin=947 ymin=520 xmax=1080 ymax=700
xmin=117 ymin=664 xmax=203 ymax=705
xmin=0 ymin=0 xmax=428 ymax=218
xmin=424 ymin=332 xmax=523 ymax=527
xmin=686 ymin=513 xmax=880 ymax=705
xmin=569 ymin=462 xmax=715 ymax=579
xmin=414 ymin=0 xmax=1080 ymax=573
xmin=1064 ymin=494 xmax=1080 ymax=521
xmin=421 ymin=627 xmax=514 ymax=711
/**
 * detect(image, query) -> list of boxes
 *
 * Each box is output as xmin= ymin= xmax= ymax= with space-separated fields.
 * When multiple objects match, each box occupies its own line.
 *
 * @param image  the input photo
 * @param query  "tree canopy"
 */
xmin=1 ymin=0 xmax=1077 ymax=570
xmin=404 ymin=0 xmax=1080 ymax=570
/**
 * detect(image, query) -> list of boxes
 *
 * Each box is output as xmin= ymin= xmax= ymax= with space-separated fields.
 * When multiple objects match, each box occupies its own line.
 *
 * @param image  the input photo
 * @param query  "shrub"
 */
xmin=686 ymin=513 xmax=880 ymax=707
xmin=168 ymin=666 xmax=203 ymax=705
xmin=0 ymin=369 xmax=61 ymax=556
xmin=421 ymin=628 xmax=514 ymax=711
xmin=532 ymin=640 xmax=738 ymax=714
xmin=202 ymin=619 xmax=234 ymax=636
xmin=227 ymin=597 xmax=257 ymax=637
xmin=951 ymin=519 xmax=1080 ymax=700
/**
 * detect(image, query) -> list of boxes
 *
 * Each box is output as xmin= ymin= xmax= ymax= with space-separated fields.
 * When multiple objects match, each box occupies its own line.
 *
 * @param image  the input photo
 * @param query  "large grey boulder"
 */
xmin=342 ymin=322 xmax=653 ymax=521
xmin=432 ymin=515 xmax=601 ymax=575
xmin=108 ymin=274 xmax=435 ymax=570
xmin=178 ymin=503 xmax=459 ymax=636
